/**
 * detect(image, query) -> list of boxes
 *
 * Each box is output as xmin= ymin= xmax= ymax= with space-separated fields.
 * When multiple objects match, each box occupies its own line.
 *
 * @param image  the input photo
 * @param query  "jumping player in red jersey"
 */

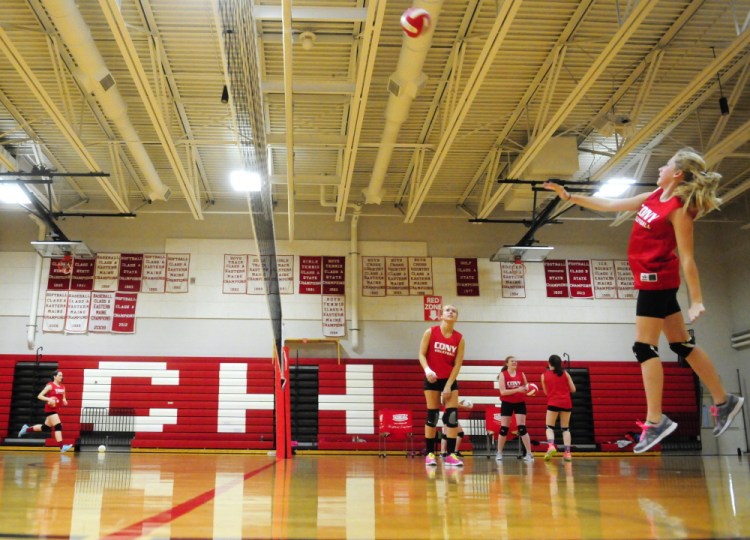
xmin=496 ymin=356 xmax=535 ymax=462
xmin=542 ymin=354 xmax=576 ymax=461
xmin=18 ymin=371 xmax=73 ymax=453
xmin=544 ymin=148 xmax=744 ymax=453
xmin=419 ymin=304 xmax=465 ymax=467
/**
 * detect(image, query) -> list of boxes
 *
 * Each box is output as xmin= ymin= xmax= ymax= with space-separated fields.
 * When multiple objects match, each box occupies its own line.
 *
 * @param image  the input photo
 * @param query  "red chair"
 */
xmin=378 ymin=409 xmax=415 ymax=457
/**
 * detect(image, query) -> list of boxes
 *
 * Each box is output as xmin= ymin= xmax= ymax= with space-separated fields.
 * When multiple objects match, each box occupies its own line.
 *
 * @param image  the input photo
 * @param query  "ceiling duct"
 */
xmin=730 ymin=330 xmax=750 ymax=351
xmin=45 ymin=0 xmax=171 ymax=202
xmin=490 ymin=245 xmax=554 ymax=263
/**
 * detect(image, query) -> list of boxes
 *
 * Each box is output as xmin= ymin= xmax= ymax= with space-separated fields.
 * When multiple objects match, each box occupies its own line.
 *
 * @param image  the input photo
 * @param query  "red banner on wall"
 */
xmin=544 ymin=259 xmax=569 ymax=298
xmin=112 ymin=293 xmax=137 ymax=334
xmin=71 ymin=257 xmax=95 ymax=291
xmin=567 ymin=259 xmax=593 ymax=298
xmin=299 ymin=256 xmax=322 ymax=294
xmin=455 ymin=258 xmax=479 ymax=296
xmin=323 ymin=256 xmax=346 ymax=295
xmin=118 ymin=253 xmax=144 ymax=292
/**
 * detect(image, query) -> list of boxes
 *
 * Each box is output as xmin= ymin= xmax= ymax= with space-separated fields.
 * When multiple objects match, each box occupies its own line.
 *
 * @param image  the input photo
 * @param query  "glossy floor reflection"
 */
xmin=0 ymin=450 xmax=748 ymax=539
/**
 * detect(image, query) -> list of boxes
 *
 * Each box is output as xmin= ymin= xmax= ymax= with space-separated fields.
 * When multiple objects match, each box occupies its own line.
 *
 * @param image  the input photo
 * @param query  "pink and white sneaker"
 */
xmin=444 ymin=453 xmax=464 ymax=467
xmin=425 ymin=452 xmax=437 ymax=466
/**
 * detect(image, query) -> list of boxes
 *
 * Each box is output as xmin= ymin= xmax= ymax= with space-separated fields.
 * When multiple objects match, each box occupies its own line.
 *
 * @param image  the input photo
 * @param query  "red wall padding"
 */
xmin=1 ymin=355 xmax=698 ymax=451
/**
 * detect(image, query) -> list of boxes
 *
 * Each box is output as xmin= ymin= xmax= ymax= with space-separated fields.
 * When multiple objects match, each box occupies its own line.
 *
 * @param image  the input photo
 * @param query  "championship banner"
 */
xmin=88 ymin=292 xmax=115 ymax=333
xmin=141 ymin=254 xmax=167 ymax=293
xmin=322 ymin=295 xmax=346 ymax=337
xmin=386 ymin=256 xmax=408 ymax=296
xmin=424 ymin=295 xmax=442 ymax=322
xmin=544 ymin=259 xmax=569 ymax=298
xmin=223 ymin=254 xmax=248 ymax=294
xmin=323 ymin=256 xmax=346 ymax=295
xmin=592 ymin=259 xmax=617 ymax=299
xmin=299 ymin=256 xmax=322 ymax=294
xmin=42 ymin=290 xmax=68 ymax=332
xmin=500 ymin=262 xmax=526 ymax=298
xmin=71 ymin=257 xmax=95 ymax=291
xmin=408 ymin=257 xmax=434 ymax=296
xmin=166 ymin=253 xmax=190 ymax=293
xmin=276 ymin=255 xmax=295 ymax=294
xmin=93 ymin=253 xmax=120 ymax=292
xmin=64 ymin=291 xmax=91 ymax=334
xmin=362 ymin=256 xmax=386 ymax=297
xmin=118 ymin=253 xmax=144 ymax=293
xmin=615 ymin=260 xmax=637 ymax=299
xmin=47 ymin=257 xmax=73 ymax=290
xmin=112 ymin=293 xmax=137 ymax=334
xmin=455 ymin=258 xmax=479 ymax=296
xmin=247 ymin=255 xmax=269 ymax=294
xmin=567 ymin=259 xmax=593 ymax=298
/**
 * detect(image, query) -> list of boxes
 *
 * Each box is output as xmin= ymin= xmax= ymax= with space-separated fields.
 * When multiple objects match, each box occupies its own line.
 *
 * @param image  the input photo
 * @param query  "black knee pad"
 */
xmin=426 ymin=409 xmax=440 ymax=428
xmin=669 ymin=335 xmax=696 ymax=359
xmin=633 ymin=341 xmax=659 ymax=363
xmin=443 ymin=407 xmax=458 ymax=428
xmin=561 ymin=427 xmax=570 ymax=433
xmin=499 ymin=426 xmax=510 ymax=436
xmin=42 ymin=425 xmax=51 ymax=433
xmin=517 ymin=425 xmax=527 ymax=436
xmin=546 ymin=424 xmax=555 ymax=431
xmin=457 ymin=431 xmax=464 ymax=439
xmin=52 ymin=423 xmax=62 ymax=432
xmin=440 ymin=432 xmax=447 ymax=440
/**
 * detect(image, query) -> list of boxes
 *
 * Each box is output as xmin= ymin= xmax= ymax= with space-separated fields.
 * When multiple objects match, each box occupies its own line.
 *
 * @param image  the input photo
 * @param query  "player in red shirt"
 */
xmin=419 ymin=304 xmax=465 ymax=467
xmin=496 ymin=356 xmax=535 ymax=462
xmin=542 ymin=354 xmax=576 ymax=461
xmin=18 ymin=371 xmax=73 ymax=453
xmin=544 ymin=148 xmax=744 ymax=453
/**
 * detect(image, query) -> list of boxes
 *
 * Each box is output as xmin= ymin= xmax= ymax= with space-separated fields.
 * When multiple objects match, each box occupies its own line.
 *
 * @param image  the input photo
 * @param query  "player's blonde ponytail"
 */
xmin=672 ymin=147 xmax=722 ymax=218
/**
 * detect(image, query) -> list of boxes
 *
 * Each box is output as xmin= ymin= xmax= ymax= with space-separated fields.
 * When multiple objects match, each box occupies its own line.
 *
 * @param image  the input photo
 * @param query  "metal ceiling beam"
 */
xmin=252 ymin=6 xmax=368 ymax=21
xmin=592 ymin=27 xmax=750 ymax=181
xmin=0 ymin=26 xmax=130 ymax=213
xmin=403 ymin=0 xmax=523 ymax=223
xmin=477 ymin=0 xmax=656 ymax=219
xmin=334 ymin=0 xmax=387 ymax=221
xmin=281 ymin=0 xmax=296 ymax=239
xmin=98 ymin=0 xmax=204 ymax=220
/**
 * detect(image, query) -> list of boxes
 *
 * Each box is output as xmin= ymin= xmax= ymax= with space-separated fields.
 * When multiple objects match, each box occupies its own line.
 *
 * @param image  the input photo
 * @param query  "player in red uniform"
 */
xmin=419 ymin=304 xmax=465 ymax=467
xmin=542 ymin=354 xmax=576 ymax=461
xmin=496 ymin=356 xmax=534 ymax=462
xmin=18 ymin=371 xmax=73 ymax=453
xmin=544 ymin=148 xmax=744 ymax=453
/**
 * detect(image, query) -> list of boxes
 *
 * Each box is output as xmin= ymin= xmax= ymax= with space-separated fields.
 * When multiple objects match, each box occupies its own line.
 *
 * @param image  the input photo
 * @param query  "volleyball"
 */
xmin=400 ymin=8 xmax=431 ymax=38
xmin=98 ymin=444 xmax=106 ymax=453
xmin=526 ymin=383 xmax=539 ymax=397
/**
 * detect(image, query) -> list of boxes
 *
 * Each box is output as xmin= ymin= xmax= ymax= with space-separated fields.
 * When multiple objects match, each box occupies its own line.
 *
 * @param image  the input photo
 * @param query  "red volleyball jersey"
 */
xmin=500 ymin=369 xmax=526 ymax=403
xmin=425 ymin=325 xmax=463 ymax=379
xmin=44 ymin=381 xmax=65 ymax=413
xmin=543 ymin=370 xmax=572 ymax=409
xmin=627 ymin=188 xmax=684 ymax=290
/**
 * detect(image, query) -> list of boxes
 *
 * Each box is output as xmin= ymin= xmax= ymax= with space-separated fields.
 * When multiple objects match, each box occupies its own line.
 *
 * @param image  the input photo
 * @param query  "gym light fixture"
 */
xmin=595 ymin=177 xmax=635 ymax=197
xmin=230 ymin=170 xmax=262 ymax=192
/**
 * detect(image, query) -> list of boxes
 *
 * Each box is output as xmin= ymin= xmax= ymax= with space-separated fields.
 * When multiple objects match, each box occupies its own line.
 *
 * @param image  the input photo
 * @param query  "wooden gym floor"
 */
xmin=0 ymin=449 xmax=748 ymax=539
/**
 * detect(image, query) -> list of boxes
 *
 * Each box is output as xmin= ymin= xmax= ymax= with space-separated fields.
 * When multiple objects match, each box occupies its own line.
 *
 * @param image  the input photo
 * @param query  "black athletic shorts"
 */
xmin=547 ymin=405 xmax=572 ymax=412
xmin=500 ymin=401 xmax=527 ymax=417
xmin=423 ymin=377 xmax=459 ymax=392
xmin=636 ymin=288 xmax=681 ymax=319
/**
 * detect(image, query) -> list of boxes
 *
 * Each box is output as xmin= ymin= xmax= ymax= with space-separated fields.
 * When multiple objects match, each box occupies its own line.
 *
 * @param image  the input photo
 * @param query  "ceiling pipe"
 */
xmin=45 ymin=0 xmax=171 ymax=203
xmin=362 ymin=0 xmax=444 ymax=205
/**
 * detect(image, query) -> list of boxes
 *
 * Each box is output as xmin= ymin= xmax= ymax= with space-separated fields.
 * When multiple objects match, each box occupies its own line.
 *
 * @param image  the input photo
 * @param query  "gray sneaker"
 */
xmin=711 ymin=394 xmax=745 ymax=437
xmin=495 ymin=452 xmax=503 ymax=462
xmin=633 ymin=415 xmax=677 ymax=453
